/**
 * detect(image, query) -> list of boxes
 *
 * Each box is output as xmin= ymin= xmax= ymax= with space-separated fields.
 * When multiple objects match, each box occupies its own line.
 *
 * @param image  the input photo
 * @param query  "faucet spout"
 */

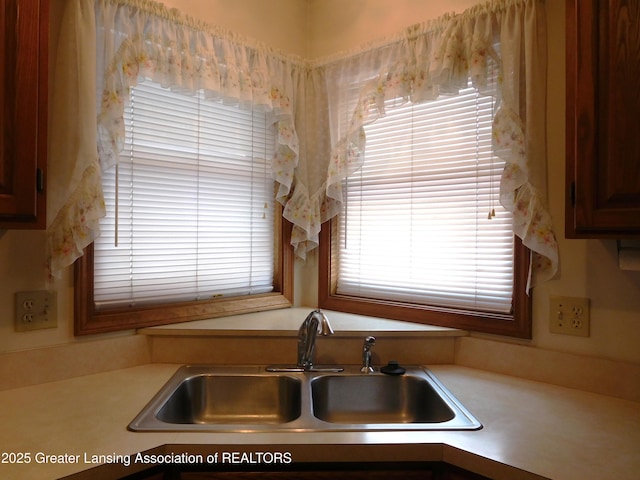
xmin=297 ymin=309 xmax=334 ymax=370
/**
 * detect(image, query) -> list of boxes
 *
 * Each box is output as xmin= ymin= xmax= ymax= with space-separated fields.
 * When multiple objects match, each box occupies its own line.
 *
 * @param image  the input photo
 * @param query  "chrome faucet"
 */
xmin=360 ymin=335 xmax=376 ymax=373
xmin=297 ymin=309 xmax=334 ymax=370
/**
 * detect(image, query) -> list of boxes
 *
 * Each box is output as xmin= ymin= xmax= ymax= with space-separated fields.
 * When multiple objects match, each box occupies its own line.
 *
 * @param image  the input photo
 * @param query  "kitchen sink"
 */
xmin=129 ymin=365 xmax=481 ymax=432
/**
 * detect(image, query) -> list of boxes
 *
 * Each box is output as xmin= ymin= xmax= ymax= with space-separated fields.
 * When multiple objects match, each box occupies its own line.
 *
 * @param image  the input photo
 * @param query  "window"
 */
xmin=75 ymin=81 xmax=293 ymax=335
xmin=319 ymin=80 xmax=531 ymax=338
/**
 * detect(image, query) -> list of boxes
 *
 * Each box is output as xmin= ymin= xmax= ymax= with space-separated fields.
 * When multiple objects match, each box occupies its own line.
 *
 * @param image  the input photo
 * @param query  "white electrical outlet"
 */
xmin=14 ymin=290 xmax=57 ymax=332
xmin=549 ymin=295 xmax=590 ymax=337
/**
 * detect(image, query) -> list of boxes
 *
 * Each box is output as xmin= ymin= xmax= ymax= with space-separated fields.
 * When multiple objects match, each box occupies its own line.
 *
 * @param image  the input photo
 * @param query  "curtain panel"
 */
xmin=47 ymin=0 xmax=558 ymax=290
xmin=318 ymin=0 xmax=557 ymax=290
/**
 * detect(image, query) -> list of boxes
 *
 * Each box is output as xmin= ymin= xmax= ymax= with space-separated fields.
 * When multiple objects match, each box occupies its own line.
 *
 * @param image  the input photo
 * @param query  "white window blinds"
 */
xmin=94 ymin=81 xmax=276 ymax=308
xmin=336 ymin=81 xmax=514 ymax=313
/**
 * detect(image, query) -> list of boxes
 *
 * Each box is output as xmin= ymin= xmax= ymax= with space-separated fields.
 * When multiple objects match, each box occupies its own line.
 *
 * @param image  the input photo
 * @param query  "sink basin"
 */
xmin=129 ymin=365 xmax=481 ymax=432
xmin=129 ymin=366 xmax=303 ymax=431
xmin=156 ymin=374 xmax=301 ymax=424
xmin=311 ymin=374 xmax=455 ymax=424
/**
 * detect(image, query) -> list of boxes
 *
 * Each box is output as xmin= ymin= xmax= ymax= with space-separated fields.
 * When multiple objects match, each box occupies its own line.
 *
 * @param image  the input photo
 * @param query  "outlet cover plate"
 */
xmin=14 ymin=290 xmax=57 ymax=332
xmin=549 ymin=295 xmax=590 ymax=337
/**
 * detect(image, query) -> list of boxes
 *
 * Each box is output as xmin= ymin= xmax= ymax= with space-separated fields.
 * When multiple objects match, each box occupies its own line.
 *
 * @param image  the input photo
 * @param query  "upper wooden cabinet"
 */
xmin=0 ymin=0 xmax=48 ymax=229
xmin=565 ymin=0 xmax=640 ymax=238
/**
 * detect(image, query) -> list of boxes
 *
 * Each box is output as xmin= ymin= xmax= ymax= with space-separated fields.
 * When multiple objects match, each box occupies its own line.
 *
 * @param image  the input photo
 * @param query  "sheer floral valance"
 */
xmin=48 ymin=0 xmax=304 ymax=275
xmin=317 ymin=0 xmax=558 ymax=289
xmin=95 ymin=0 xmax=301 ymax=181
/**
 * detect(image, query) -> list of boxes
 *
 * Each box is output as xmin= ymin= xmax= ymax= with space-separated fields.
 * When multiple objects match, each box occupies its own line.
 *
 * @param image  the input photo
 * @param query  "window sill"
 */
xmin=137 ymin=306 xmax=468 ymax=339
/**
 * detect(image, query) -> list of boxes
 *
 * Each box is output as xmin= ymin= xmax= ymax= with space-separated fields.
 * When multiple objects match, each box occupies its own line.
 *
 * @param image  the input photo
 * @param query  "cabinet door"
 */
xmin=565 ymin=0 xmax=640 ymax=237
xmin=0 ymin=0 xmax=47 ymax=228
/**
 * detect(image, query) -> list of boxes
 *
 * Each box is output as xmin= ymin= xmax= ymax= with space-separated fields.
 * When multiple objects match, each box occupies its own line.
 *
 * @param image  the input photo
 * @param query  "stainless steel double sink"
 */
xmin=129 ymin=365 xmax=481 ymax=432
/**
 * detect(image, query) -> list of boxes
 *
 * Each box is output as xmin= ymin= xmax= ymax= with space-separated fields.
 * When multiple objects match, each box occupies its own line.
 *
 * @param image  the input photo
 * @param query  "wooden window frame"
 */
xmin=74 ymin=214 xmax=294 ymax=336
xmin=318 ymin=218 xmax=532 ymax=338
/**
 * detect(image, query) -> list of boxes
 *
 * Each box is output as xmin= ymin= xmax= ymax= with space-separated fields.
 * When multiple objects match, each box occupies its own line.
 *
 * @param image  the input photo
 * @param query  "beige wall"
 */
xmin=1 ymin=0 xmax=639 ymax=364
xmin=160 ymin=0 xmax=480 ymax=60
xmin=307 ymin=0 xmax=481 ymax=59
xmin=161 ymin=0 xmax=309 ymax=57
xmin=526 ymin=0 xmax=640 ymax=362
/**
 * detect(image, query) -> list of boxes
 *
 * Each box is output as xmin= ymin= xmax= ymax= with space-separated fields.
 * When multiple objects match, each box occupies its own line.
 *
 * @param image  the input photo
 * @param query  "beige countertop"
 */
xmin=0 ymin=363 xmax=638 ymax=480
